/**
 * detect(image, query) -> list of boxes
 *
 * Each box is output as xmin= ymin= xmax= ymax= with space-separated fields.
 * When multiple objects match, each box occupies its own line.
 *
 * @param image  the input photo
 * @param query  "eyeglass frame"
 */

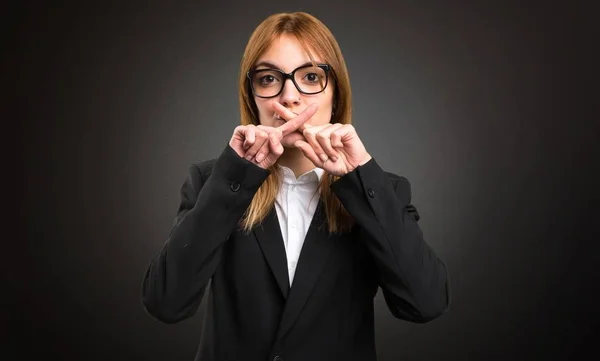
xmin=246 ymin=63 xmax=332 ymax=98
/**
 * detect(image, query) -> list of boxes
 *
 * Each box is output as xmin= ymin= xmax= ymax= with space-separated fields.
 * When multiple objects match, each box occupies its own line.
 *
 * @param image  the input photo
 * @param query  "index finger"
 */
xmin=275 ymin=103 xmax=319 ymax=136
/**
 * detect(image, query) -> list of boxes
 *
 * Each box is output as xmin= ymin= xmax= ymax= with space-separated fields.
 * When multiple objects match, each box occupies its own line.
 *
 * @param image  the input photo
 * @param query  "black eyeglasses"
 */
xmin=247 ymin=64 xmax=331 ymax=98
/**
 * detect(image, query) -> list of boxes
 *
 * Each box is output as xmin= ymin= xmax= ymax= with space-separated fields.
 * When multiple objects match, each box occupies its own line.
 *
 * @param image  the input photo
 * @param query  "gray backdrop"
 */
xmin=16 ymin=0 xmax=596 ymax=360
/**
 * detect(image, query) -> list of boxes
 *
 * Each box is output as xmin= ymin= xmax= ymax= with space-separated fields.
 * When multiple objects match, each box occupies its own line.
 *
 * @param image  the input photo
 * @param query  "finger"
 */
xmin=303 ymin=125 xmax=331 ymax=163
xmin=331 ymin=124 xmax=355 ymax=148
xmin=255 ymin=136 xmax=271 ymax=163
xmin=257 ymin=125 xmax=284 ymax=144
xmin=272 ymin=102 xmax=297 ymax=120
xmin=316 ymin=123 xmax=344 ymax=162
xmin=232 ymin=125 xmax=245 ymax=144
xmin=259 ymin=128 xmax=283 ymax=163
xmin=256 ymin=124 xmax=277 ymax=134
xmin=242 ymin=125 xmax=256 ymax=150
xmin=294 ymin=140 xmax=322 ymax=167
xmin=270 ymin=127 xmax=283 ymax=142
xmin=244 ymin=130 xmax=269 ymax=161
xmin=268 ymin=131 xmax=284 ymax=157
xmin=275 ymin=103 xmax=319 ymax=136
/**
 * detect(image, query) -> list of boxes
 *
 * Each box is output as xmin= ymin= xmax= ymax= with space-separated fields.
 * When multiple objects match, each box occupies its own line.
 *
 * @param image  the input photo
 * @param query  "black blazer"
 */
xmin=142 ymin=144 xmax=450 ymax=361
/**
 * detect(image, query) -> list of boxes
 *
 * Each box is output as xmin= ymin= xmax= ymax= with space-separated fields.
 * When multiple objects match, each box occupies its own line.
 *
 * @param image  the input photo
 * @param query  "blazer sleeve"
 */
xmin=330 ymin=157 xmax=450 ymax=323
xmin=141 ymin=144 xmax=270 ymax=324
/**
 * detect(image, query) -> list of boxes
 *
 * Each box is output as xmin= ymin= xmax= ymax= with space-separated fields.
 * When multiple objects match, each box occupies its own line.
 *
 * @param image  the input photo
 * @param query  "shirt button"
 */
xmin=230 ymin=182 xmax=240 ymax=192
xmin=367 ymin=188 xmax=375 ymax=197
xmin=290 ymin=223 xmax=296 ymax=228
xmin=273 ymin=356 xmax=284 ymax=361
xmin=290 ymin=261 xmax=296 ymax=268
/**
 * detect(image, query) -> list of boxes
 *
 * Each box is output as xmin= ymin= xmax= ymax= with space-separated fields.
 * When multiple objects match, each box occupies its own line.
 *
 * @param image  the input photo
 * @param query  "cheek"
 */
xmin=311 ymin=104 xmax=333 ymax=125
xmin=255 ymin=100 xmax=273 ymax=125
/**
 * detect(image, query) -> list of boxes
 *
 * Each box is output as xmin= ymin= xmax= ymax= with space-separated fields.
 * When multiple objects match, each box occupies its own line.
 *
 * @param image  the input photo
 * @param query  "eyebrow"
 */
xmin=254 ymin=61 xmax=318 ymax=71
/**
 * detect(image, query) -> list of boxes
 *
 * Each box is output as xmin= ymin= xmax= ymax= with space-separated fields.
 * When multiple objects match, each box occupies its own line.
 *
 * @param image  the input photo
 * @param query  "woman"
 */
xmin=142 ymin=11 xmax=450 ymax=361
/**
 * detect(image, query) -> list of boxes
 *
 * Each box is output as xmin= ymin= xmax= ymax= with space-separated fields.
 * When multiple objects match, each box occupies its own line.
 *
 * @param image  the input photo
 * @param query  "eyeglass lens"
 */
xmin=251 ymin=66 xmax=327 ymax=97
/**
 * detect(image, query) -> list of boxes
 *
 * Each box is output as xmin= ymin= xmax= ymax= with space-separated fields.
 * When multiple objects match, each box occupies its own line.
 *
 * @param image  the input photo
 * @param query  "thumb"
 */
xmin=294 ymin=140 xmax=320 ymax=166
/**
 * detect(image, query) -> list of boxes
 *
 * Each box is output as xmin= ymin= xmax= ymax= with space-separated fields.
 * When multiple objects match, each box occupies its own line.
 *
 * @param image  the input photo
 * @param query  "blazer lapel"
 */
xmin=253 ymin=207 xmax=290 ymax=300
xmin=275 ymin=200 xmax=336 ymax=342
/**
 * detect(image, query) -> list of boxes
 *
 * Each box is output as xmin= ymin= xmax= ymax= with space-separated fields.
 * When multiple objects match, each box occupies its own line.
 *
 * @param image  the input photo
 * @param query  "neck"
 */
xmin=277 ymin=148 xmax=317 ymax=178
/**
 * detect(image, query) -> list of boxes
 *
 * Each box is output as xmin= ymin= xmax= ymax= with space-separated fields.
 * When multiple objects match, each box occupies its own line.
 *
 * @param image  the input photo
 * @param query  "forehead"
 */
xmin=256 ymin=33 xmax=323 ymax=72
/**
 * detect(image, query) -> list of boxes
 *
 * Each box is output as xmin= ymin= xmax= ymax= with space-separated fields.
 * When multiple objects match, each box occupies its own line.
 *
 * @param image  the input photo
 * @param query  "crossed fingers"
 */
xmin=242 ymin=103 xmax=319 ymax=163
xmin=274 ymin=102 xmax=347 ymax=163
xmin=274 ymin=102 xmax=318 ymax=136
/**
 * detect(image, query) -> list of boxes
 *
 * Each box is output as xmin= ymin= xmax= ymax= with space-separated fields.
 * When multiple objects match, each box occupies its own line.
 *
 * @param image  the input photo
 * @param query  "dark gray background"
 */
xmin=14 ymin=0 xmax=597 ymax=360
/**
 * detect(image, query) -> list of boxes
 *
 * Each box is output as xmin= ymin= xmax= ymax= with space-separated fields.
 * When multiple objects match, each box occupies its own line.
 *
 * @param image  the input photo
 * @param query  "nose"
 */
xmin=279 ymin=78 xmax=301 ymax=107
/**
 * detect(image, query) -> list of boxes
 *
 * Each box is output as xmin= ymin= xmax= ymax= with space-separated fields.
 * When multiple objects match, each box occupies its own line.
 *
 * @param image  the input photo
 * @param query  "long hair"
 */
xmin=238 ymin=12 xmax=354 ymax=234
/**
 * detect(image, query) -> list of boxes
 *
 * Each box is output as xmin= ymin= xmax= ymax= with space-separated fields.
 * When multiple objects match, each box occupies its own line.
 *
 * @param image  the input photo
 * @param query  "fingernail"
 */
xmin=245 ymin=154 xmax=253 ymax=161
xmin=320 ymin=154 xmax=328 ymax=162
xmin=256 ymin=154 xmax=264 ymax=163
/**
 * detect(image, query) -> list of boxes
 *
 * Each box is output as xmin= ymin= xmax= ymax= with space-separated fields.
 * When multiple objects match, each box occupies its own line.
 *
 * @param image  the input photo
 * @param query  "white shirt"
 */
xmin=275 ymin=164 xmax=325 ymax=286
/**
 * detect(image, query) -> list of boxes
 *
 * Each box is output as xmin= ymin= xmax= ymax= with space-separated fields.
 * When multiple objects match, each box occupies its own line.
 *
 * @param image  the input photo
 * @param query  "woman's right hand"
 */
xmin=228 ymin=103 xmax=318 ymax=169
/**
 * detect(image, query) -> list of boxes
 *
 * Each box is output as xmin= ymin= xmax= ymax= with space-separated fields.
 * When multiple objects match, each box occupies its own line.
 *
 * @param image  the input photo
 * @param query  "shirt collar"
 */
xmin=277 ymin=164 xmax=325 ymax=184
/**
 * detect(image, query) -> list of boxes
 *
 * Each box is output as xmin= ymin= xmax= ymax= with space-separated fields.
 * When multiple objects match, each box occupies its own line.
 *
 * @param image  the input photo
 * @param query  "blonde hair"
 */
xmin=238 ymin=12 xmax=354 ymax=234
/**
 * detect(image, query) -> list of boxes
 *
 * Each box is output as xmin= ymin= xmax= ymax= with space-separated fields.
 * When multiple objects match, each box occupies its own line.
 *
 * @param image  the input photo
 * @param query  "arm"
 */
xmin=330 ymin=158 xmax=450 ymax=323
xmin=141 ymin=144 xmax=270 ymax=323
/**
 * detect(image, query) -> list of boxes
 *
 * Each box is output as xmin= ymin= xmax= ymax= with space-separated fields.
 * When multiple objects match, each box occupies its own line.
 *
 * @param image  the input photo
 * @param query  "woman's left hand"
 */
xmin=293 ymin=122 xmax=372 ymax=176
xmin=273 ymin=103 xmax=372 ymax=176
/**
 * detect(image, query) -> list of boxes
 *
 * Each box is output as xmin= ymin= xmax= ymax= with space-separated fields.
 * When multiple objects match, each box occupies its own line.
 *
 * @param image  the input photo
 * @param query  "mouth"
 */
xmin=273 ymin=111 xmax=298 ymax=121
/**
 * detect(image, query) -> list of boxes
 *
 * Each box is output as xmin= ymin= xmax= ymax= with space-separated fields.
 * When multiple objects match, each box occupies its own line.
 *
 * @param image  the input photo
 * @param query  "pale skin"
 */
xmin=229 ymin=34 xmax=372 ymax=177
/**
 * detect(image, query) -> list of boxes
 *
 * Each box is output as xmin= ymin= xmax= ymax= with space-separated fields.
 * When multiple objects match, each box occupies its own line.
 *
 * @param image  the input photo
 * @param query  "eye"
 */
xmin=304 ymin=72 xmax=320 ymax=82
xmin=253 ymin=70 xmax=281 ymax=87
xmin=259 ymin=74 xmax=277 ymax=85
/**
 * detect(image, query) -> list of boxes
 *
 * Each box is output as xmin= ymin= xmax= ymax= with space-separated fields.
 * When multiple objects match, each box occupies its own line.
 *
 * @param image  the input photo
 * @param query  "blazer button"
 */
xmin=230 ymin=182 xmax=240 ymax=192
xmin=273 ymin=356 xmax=284 ymax=361
xmin=367 ymin=188 xmax=376 ymax=197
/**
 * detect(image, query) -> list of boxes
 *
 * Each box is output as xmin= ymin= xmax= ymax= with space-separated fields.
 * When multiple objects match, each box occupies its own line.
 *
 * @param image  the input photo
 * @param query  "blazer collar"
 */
xmin=253 ymin=200 xmax=337 ymax=342
xmin=253 ymin=206 xmax=291 ymax=299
